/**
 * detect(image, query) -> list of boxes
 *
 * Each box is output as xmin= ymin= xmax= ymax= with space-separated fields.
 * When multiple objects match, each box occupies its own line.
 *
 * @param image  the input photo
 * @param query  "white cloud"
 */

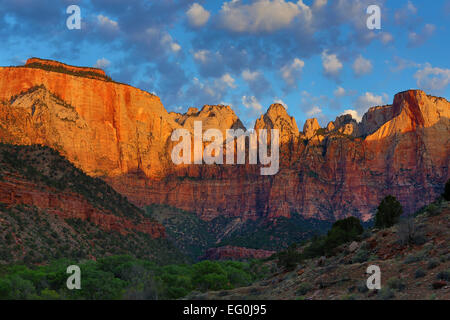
xmin=408 ymin=24 xmax=436 ymax=47
xmin=94 ymin=58 xmax=110 ymax=69
xmin=356 ymin=92 xmax=387 ymax=110
xmin=334 ymin=86 xmax=346 ymax=97
xmin=242 ymin=69 xmax=260 ymax=81
xmin=218 ymin=0 xmax=312 ymax=33
xmin=313 ymin=0 xmax=328 ymax=9
xmin=220 ymin=73 xmax=237 ymax=88
xmin=97 ymin=15 xmax=119 ymax=31
xmin=242 ymin=96 xmax=263 ymax=113
xmin=414 ymin=63 xmax=450 ymax=91
xmin=341 ymin=109 xmax=362 ymax=122
xmin=321 ymin=50 xmax=343 ymax=78
xmin=281 ymin=58 xmax=305 ymax=86
xmin=352 ymin=55 xmax=373 ymax=77
xmin=161 ymin=33 xmax=181 ymax=53
xmin=395 ymin=1 xmax=417 ymax=25
xmin=307 ymin=106 xmax=322 ymax=116
xmin=380 ymin=32 xmax=394 ymax=45
xmin=187 ymin=3 xmax=211 ymax=27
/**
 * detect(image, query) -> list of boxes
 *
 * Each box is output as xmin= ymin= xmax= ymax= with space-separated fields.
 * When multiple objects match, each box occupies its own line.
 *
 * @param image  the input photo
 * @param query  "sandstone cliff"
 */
xmin=0 ymin=59 xmax=448 ymax=223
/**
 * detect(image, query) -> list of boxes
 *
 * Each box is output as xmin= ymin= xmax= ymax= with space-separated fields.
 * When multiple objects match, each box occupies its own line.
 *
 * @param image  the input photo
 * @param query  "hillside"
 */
xmin=0 ymin=143 xmax=186 ymax=265
xmin=0 ymin=58 xmax=448 ymax=226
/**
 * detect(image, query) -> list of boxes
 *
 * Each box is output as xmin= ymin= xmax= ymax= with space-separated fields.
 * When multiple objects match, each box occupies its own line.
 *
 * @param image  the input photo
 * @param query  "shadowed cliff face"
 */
xmin=0 ymin=59 xmax=449 ymax=222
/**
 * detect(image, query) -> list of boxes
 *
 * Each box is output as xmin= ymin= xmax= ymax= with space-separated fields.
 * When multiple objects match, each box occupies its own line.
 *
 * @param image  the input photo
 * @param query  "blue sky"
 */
xmin=0 ymin=0 xmax=449 ymax=128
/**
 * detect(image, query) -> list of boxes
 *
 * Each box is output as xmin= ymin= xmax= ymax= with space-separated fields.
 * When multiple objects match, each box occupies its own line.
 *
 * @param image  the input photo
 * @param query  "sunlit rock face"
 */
xmin=1 ymin=59 xmax=449 ymax=222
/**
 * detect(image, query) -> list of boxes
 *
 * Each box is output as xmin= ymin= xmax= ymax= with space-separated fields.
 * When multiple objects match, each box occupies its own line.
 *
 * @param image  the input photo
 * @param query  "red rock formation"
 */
xmin=25 ymin=57 xmax=107 ymax=79
xmin=200 ymin=246 xmax=275 ymax=260
xmin=0 ymin=172 xmax=165 ymax=238
xmin=303 ymin=118 xmax=320 ymax=139
xmin=0 ymin=59 xmax=449 ymax=223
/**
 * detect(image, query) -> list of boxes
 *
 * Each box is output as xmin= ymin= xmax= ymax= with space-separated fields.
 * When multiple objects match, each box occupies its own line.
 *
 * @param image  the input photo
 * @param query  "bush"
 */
xmin=436 ymin=270 xmax=450 ymax=281
xmin=375 ymin=195 xmax=403 ymax=229
xmin=427 ymin=258 xmax=439 ymax=270
xmin=357 ymin=281 xmax=369 ymax=293
xmin=323 ymin=217 xmax=363 ymax=254
xmin=352 ymin=249 xmax=368 ymax=263
xmin=295 ymin=282 xmax=313 ymax=296
xmin=414 ymin=268 xmax=426 ymax=279
xmin=396 ymin=217 xmax=418 ymax=245
xmin=277 ymin=244 xmax=302 ymax=271
xmin=404 ymin=251 xmax=426 ymax=264
xmin=426 ymin=204 xmax=440 ymax=217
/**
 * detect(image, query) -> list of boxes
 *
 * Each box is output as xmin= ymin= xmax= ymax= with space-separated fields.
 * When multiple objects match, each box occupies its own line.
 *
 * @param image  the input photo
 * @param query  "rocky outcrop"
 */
xmin=200 ymin=246 xmax=275 ymax=261
xmin=303 ymin=118 xmax=320 ymax=139
xmin=0 ymin=63 xmax=178 ymax=179
xmin=360 ymin=104 xmax=394 ymax=137
xmin=0 ymin=59 xmax=449 ymax=224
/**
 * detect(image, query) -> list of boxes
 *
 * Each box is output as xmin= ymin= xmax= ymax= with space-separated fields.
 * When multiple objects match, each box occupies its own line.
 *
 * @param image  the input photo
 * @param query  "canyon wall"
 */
xmin=0 ymin=59 xmax=449 ymax=222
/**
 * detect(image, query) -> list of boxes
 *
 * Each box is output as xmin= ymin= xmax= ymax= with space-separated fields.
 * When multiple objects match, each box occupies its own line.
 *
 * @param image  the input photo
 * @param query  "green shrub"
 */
xmin=323 ymin=217 xmax=363 ymax=254
xmin=426 ymin=204 xmax=440 ymax=217
xmin=404 ymin=251 xmax=426 ymax=264
xmin=352 ymin=249 xmax=368 ymax=263
xmin=277 ymin=244 xmax=302 ymax=271
xmin=414 ymin=268 xmax=426 ymax=279
xmin=427 ymin=258 xmax=439 ymax=270
xmin=357 ymin=281 xmax=369 ymax=293
xmin=378 ymin=288 xmax=395 ymax=300
xmin=375 ymin=195 xmax=403 ymax=229
xmin=436 ymin=270 xmax=450 ymax=281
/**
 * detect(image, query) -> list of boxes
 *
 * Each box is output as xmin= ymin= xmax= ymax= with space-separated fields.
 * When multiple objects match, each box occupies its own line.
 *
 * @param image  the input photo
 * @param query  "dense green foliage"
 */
xmin=323 ymin=216 xmax=363 ymax=252
xmin=275 ymin=216 xmax=365 ymax=265
xmin=374 ymin=195 xmax=403 ymax=229
xmin=147 ymin=205 xmax=332 ymax=258
xmin=24 ymin=62 xmax=113 ymax=81
xmin=0 ymin=204 xmax=186 ymax=265
xmin=0 ymin=255 xmax=268 ymax=300
xmin=145 ymin=205 xmax=215 ymax=259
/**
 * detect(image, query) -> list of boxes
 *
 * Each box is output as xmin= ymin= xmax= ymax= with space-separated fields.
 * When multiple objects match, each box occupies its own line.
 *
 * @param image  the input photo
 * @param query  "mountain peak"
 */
xmin=303 ymin=118 xmax=320 ymax=139
xmin=254 ymin=103 xmax=299 ymax=143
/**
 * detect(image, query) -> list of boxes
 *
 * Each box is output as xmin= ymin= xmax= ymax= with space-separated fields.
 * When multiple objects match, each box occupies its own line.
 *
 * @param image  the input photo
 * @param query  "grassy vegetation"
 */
xmin=0 ymin=204 xmax=186 ymax=266
xmin=216 ymin=212 xmax=332 ymax=251
xmin=275 ymin=216 xmax=365 ymax=270
xmin=145 ymin=205 xmax=215 ymax=260
xmin=24 ymin=62 xmax=113 ymax=82
xmin=0 ymin=255 xmax=268 ymax=300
